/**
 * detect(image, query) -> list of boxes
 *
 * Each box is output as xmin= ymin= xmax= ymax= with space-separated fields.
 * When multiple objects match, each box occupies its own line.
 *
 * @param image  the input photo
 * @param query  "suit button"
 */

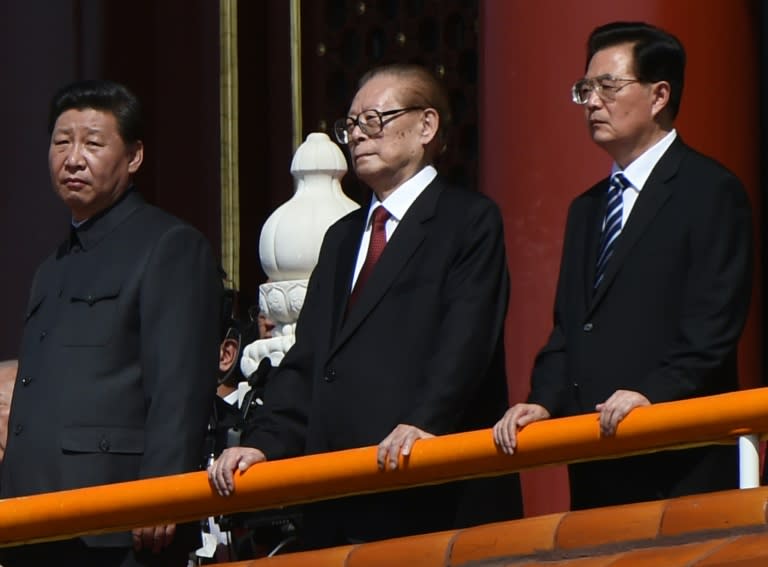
xmin=86 ymin=295 xmax=96 ymax=306
xmin=39 ymin=330 xmax=47 ymax=341
xmin=583 ymin=322 xmax=593 ymax=332
xmin=99 ymin=439 xmax=110 ymax=452
xmin=324 ymin=368 xmax=337 ymax=383
xmin=21 ymin=376 xmax=32 ymax=386
xmin=14 ymin=424 xmax=23 ymax=435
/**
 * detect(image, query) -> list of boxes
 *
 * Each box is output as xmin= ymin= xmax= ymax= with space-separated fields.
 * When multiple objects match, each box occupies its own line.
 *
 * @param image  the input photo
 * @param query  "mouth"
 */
xmin=62 ymin=178 xmax=87 ymax=189
xmin=588 ymin=121 xmax=609 ymax=132
xmin=354 ymin=152 xmax=374 ymax=162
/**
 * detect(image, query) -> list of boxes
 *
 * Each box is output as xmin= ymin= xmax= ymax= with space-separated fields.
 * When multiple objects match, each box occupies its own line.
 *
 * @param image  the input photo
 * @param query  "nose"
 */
xmin=64 ymin=143 xmax=85 ymax=169
xmin=585 ymin=87 xmax=603 ymax=109
xmin=348 ymin=121 xmax=368 ymax=143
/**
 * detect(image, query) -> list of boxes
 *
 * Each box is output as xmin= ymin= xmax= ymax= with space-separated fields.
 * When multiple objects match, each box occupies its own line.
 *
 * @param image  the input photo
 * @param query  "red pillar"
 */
xmin=479 ymin=0 xmax=761 ymax=516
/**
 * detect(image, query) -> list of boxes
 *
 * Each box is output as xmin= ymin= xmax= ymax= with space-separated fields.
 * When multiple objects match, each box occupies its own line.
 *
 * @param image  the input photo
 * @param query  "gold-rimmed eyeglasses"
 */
xmin=571 ymin=75 xmax=641 ymax=105
xmin=333 ymin=107 xmax=424 ymax=145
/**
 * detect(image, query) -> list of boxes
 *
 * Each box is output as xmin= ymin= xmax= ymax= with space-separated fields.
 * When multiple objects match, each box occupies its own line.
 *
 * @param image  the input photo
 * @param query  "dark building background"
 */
xmin=301 ymin=0 xmax=480 ymax=198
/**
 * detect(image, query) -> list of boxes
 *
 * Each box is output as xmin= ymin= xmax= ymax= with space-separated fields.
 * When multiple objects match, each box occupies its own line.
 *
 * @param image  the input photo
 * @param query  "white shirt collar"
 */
xmin=364 ymin=165 xmax=437 ymax=224
xmin=611 ymin=129 xmax=677 ymax=190
xmin=222 ymin=389 xmax=239 ymax=406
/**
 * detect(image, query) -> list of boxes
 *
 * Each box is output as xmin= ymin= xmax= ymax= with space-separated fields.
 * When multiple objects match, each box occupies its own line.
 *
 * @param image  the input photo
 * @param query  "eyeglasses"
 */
xmin=571 ymin=75 xmax=641 ymax=105
xmin=333 ymin=107 xmax=424 ymax=145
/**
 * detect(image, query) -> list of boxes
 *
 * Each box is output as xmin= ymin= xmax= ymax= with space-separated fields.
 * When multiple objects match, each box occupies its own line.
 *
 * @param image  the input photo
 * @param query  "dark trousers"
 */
xmin=300 ymin=473 xmax=523 ymax=550
xmin=301 ymin=484 xmax=457 ymax=549
xmin=568 ymin=444 xmax=739 ymax=510
xmin=0 ymin=539 xmax=190 ymax=567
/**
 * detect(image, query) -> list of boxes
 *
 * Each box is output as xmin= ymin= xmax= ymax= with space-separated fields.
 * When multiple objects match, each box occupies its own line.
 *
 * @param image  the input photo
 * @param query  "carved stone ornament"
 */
xmin=240 ymin=132 xmax=359 ymax=376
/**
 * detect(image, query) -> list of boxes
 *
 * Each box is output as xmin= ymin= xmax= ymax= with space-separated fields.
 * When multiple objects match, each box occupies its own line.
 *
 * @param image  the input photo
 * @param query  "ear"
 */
xmin=649 ymin=81 xmax=671 ymax=119
xmin=127 ymin=141 xmax=144 ymax=174
xmin=419 ymin=108 xmax=440 ymax=146
xmin=219 ymin=337 xmax=240 ymax=373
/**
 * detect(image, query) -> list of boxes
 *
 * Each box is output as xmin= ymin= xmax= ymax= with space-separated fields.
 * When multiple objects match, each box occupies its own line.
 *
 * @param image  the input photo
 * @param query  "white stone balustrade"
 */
xmin=240 ymin=132 xmax=358 ymax=378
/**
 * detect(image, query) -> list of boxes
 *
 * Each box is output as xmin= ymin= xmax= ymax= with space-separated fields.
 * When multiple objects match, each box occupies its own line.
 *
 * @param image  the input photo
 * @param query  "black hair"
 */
xmin=48 ymin=79 xmax=144 ymax=143
xmin=218 ymin=282 xmax=246 ymax=387
xmin=587 ymin=22 xmax=685 ymax=119
xmin=220 ymin=287 xmax=240 ymax=341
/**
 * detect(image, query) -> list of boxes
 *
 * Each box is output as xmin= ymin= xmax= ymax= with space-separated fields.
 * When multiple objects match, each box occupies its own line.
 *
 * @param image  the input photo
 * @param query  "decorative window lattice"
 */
xmin=301 ymin=0 xmax=480 ymax=199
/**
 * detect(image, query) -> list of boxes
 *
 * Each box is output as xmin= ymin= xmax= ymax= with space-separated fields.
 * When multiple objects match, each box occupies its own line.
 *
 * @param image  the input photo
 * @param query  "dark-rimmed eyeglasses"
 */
xmin=333 ymin=107 xmax=424 ymax=145
xmin=571 ymin=75 xmax=641 ymax=105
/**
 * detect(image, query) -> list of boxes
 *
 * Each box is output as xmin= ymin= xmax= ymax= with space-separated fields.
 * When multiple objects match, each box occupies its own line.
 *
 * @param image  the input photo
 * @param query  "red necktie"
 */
xmin=349 ymin=206 xmax=391 ymax=306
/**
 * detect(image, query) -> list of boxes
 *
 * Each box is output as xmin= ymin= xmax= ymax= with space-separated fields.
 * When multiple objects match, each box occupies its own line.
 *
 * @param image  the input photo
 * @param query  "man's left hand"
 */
xmin=132 ymin=524 xmax=175 ymax=554
xmin=377 ymin=424 xmax=434 ymax=471
xmin=595 ymin=389 xmax=650 ymax=436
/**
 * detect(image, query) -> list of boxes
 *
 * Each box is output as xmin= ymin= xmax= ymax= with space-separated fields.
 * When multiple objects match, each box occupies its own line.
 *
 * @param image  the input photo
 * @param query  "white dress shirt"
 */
xmin=611 ymin=129 xmax=677 ymax=225
xmin=350 ymin=165 xmax=437 ymax=289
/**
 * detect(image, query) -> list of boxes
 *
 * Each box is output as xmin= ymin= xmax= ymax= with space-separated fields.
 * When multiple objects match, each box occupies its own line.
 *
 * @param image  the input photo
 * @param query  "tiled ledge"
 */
xmin=222 ymin=486 xmax=768 ymax=566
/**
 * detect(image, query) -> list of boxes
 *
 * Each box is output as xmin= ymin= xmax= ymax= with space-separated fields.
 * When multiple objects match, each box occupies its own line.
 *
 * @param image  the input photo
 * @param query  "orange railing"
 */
xmin=1 ymin=388 xmax=767 ymax=548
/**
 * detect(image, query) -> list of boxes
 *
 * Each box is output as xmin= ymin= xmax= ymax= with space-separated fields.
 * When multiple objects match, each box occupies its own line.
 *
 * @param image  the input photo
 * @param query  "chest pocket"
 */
xmin=60 ymin=426 xmax=144 ymax=490
xmin=62 ymin=284 xmax=122 ymax=346
xmin=61 ymin=426 xmax=144 ymax=455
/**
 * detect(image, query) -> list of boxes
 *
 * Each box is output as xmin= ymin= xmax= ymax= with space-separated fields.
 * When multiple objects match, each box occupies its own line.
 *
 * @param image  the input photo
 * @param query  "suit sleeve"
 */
xmin=238 ymin=296 xmax=315 ymax=460
xmin=526 ymin=201 xmax=580 ymax=416
xmin=639 ymin=174 xmax=753 ymax=402
xmin=138 ymin=225 xmax=220 ymax=478
xmin=402 ymin=197 xmax=510 ymax=433
xmin=238 ymin=231 xmax=337 ymax=460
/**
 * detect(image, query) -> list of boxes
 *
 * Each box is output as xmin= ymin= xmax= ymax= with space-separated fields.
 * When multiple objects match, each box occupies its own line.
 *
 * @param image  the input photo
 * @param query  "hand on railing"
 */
xmin=595 ymin=389 xmax=650 ymax=436
xmin=377 ymin=424 xmax=434 ymax=471
xmin=493 ymin=403 xmax=551 ymax=455
xmin=208 ymin=447 xmax=267 ymax=496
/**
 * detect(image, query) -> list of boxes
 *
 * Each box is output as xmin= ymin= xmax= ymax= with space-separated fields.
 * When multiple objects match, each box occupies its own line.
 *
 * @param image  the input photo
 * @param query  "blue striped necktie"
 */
xmin=594 ymin=173 xmax=629 ymax=289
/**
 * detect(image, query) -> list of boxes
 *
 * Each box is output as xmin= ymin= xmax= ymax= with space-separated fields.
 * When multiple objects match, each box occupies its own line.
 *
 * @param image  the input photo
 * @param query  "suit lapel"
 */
xmin=588 ymin=138 xmax=685 ymax=312
xmin=329 ymin=211 xmax=367 ymax=341
xmin=330 ymin=179 xmax=440 ymax=356
xmin=583 ymin=184 xmax=607 ymax=307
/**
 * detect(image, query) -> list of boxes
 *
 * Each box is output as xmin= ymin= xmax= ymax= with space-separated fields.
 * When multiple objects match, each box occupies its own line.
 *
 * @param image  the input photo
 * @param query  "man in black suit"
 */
xmin=210 ymin=63 xmax=521 ymax=547
xmin=493 ymin=22 xmax=753 ymax=510
xmin=0 ymin=80 xmax=220 ymax=566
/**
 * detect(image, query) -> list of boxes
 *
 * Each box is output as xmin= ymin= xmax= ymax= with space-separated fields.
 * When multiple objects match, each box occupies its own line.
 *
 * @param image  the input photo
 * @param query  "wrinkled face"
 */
xmin=49 ymin=108 xmax=143 ymax=221
xmin=583 ymin=43 xmax=660 ymax=162
xmin=346 ymin=74 xmax=433 ymax=195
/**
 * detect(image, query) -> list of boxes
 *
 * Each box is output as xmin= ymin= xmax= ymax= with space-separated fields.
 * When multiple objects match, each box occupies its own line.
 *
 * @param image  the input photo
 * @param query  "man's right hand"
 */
xmin=207 ymin=447 xmax=266 ymax=496
xmin=492 ymin=403 xmax=551 ymax=455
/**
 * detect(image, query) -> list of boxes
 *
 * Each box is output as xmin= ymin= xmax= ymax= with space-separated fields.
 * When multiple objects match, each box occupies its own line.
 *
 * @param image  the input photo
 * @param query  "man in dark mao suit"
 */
xmin=494 ymin=22 xmax=753 ymax=510
xmin=210 ymin=63 xmax=522 ymax=547
xmin=0 ymin=80 xmax=220 ymax=566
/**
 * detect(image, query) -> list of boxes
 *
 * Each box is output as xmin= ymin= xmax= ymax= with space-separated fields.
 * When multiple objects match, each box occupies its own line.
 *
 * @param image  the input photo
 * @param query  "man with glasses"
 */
xmin=493 ymin=22 xmax=753 ymax=510
xmin=210 ymin=63 xmax=521 ymax=547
